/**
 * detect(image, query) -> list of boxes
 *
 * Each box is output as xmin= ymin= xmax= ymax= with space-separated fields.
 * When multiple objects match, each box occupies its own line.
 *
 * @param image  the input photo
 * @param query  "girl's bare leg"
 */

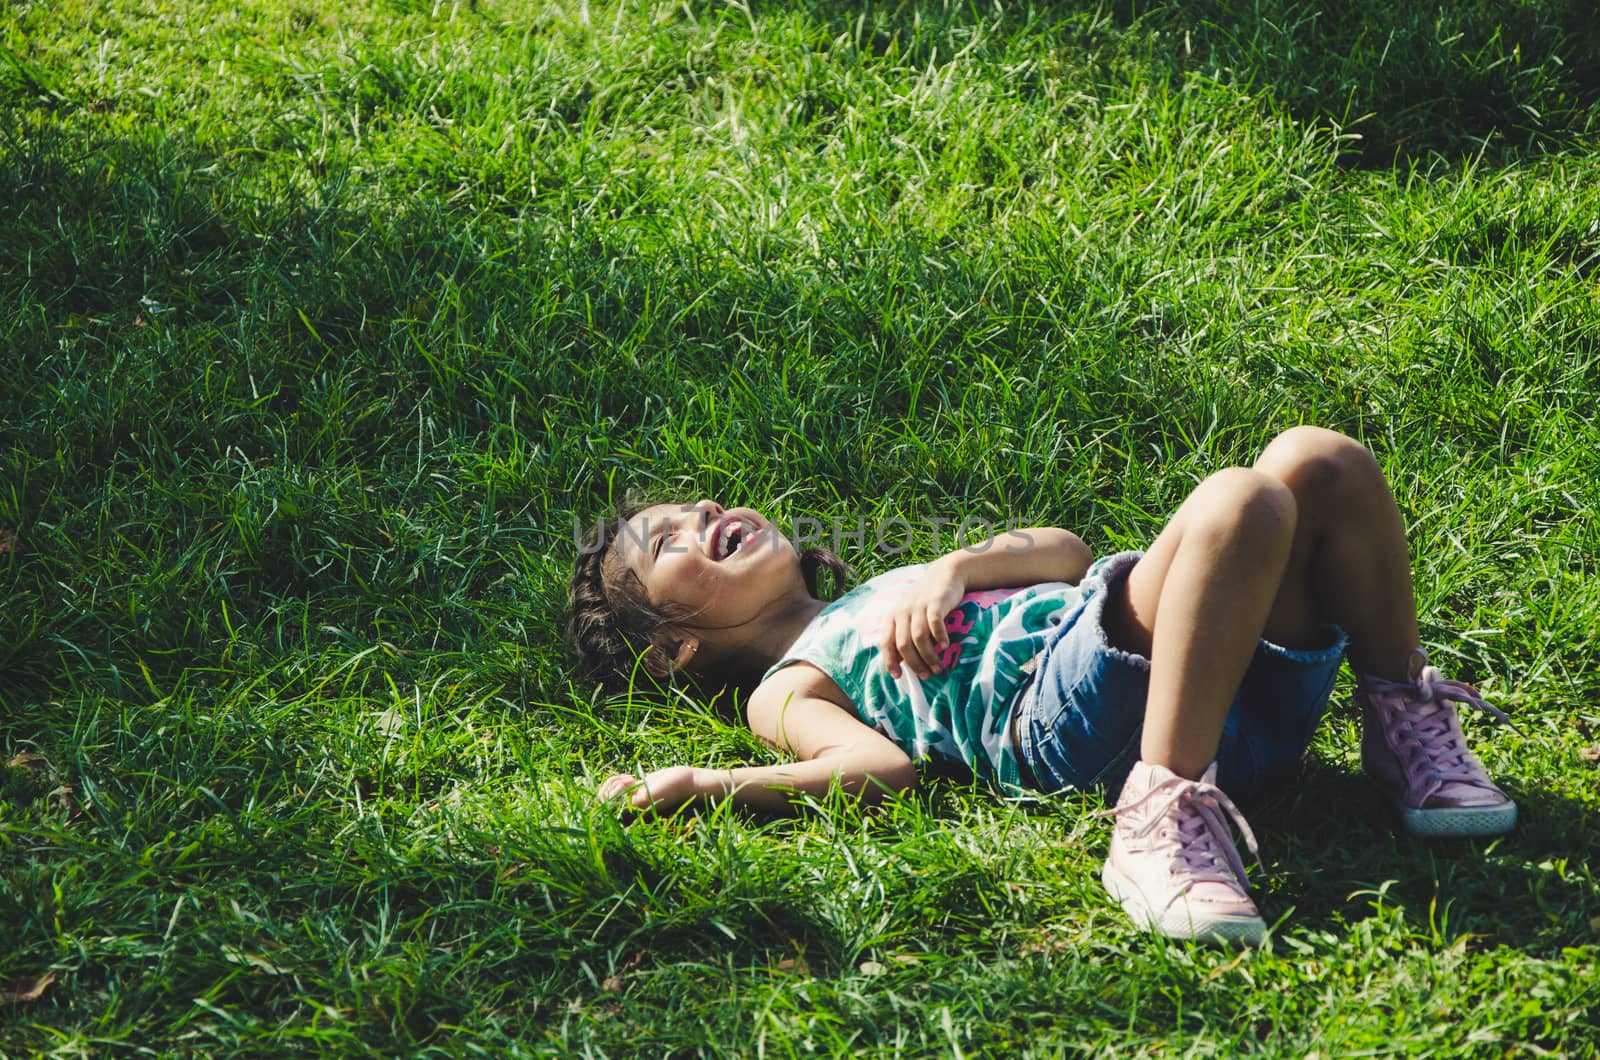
xmin=1102 ymin=468 xmax=1299 ymax=780
xmin=1252 ymin=428 xmax=1514 ymax=836
xmin=1251 ymin=426 xmax=1420 ymax=681
xmin=1103 ymin=427 xmax=1421 ymax=780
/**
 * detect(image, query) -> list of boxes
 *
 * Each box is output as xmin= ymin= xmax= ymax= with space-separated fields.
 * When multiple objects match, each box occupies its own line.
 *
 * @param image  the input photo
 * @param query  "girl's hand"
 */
xmin=879 ymin=557 xmax=967 ymax=680
xmin=597 ymin=766 xmax=706 ymax=814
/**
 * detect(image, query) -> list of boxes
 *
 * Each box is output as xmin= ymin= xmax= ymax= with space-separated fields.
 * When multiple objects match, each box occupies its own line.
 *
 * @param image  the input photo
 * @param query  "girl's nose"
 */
xmin=682 ymin=499 xmax=720 ymax=535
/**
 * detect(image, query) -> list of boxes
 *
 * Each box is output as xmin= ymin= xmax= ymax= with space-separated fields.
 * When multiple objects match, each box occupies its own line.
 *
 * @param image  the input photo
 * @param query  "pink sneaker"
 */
xmin=1357 ymin=649 xmax=1517 ymax=837
xmin=1099 ymin=760 xmax=1268 ymax=946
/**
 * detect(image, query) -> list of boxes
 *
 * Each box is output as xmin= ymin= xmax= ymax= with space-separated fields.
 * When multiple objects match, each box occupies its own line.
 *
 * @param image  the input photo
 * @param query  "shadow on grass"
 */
xmin=1255 ymin=760 xmax=1598 ymax=953
xmin=0 ymin=126 xmax=570 ymax=693
xmin=785 ymin=0 xmax=1600 ymax=168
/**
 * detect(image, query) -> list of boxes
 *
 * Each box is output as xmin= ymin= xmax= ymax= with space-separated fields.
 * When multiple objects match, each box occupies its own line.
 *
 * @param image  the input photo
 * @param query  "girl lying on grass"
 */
xmin=569 ymin=427 xmax=1515 ymax=945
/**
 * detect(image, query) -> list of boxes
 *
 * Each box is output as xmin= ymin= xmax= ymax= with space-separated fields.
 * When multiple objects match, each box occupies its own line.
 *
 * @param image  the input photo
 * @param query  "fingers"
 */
xmin=928 ymin=602 xmax=951 ymax=652
xmin=901 ymin=613 xmax=936 ymax=678
xmin=879 ymin=622 xmax=902 ymax=679
xmin=883 ymin=607 xmax=948 ymax=680
xmin=597 ymin=773 xmax=639 ymax=803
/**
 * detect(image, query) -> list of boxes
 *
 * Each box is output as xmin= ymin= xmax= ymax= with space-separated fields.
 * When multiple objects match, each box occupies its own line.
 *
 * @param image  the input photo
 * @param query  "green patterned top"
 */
xmin=763 ymin=565 xmax=1089 ymax=791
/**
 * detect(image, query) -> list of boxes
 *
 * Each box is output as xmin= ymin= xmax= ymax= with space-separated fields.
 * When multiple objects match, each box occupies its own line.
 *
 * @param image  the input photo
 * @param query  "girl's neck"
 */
xmin=708 ymin=593 xmax=828 ymax=675
xmin=746 ymin=595 xmax=829 ymax=668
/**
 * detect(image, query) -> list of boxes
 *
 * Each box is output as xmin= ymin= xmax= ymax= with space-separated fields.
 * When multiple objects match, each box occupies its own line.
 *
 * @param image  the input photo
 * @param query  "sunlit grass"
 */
xmin=3 ymin=0 xmax=1599 ymax=1054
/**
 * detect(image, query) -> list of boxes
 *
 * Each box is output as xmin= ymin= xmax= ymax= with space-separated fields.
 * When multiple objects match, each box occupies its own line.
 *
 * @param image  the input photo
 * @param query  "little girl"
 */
xmin=569 ymin=427 xmax=1515 ymax=945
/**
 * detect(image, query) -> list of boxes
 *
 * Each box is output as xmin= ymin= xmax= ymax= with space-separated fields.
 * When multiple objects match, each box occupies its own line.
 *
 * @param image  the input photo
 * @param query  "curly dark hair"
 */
xmin=568 ymin=502 xmax=850 ymax=697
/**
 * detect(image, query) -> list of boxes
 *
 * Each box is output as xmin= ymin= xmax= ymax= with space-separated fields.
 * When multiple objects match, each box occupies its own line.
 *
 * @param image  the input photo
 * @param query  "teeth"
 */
xmin=711 ymin=517 xmax=757 ymax=560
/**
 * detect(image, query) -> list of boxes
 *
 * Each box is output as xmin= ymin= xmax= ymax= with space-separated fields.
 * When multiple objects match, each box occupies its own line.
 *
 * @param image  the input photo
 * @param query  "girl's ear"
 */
xmin=643 ymin=637 xmax=699 ymax=679
xmin=671 ymin=639 xmax=700 ymax=671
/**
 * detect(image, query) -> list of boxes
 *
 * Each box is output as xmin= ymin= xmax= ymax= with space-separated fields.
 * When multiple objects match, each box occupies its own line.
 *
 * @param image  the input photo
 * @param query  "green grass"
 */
xmin=3 ymin=0 xmax=1600 ymax=1053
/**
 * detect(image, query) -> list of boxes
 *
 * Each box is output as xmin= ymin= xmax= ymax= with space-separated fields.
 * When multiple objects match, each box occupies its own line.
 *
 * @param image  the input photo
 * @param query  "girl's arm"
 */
xmin=882 ymin=526 xmax=1092 ymax=679
xmin=945 ymin=525 xmax=1091 ymax=590
xmin=599 ymin=665 xmax=915 ymax=815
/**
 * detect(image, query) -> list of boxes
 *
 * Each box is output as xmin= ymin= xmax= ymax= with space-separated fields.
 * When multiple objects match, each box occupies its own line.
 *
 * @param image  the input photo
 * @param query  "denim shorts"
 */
xmin=1013 ymin=551 xmax=1348 ymax=806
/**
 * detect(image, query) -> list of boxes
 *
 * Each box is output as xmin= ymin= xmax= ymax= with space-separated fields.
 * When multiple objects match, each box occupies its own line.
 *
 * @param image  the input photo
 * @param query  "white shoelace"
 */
xmin=1361 ymin=652 xmax=1516 ymax=793
xmin=1096 ymin=773 xmax=1262 ymax=892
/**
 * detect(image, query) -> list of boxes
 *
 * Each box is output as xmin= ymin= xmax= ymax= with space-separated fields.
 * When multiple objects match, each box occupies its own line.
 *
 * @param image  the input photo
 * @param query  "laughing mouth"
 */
xmin=714 ymin=518 xmax=754 ymax=560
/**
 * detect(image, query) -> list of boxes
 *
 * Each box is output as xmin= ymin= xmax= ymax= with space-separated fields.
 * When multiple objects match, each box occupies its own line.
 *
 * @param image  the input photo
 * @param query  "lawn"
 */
xmin=3 ymin=0 xmax=1599 ymax=1054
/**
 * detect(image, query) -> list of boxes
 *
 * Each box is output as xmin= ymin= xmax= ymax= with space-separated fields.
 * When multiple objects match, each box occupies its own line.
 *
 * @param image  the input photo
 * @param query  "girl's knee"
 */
xmin=1256 ymin=426 xmax=1380 ymax=497
xmin=1192 ymin=468 xmax=1297 ymax=544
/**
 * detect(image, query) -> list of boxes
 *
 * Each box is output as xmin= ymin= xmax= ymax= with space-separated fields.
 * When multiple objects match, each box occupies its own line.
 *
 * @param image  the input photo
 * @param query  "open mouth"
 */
xmin=713 ymin=517 xmax=754 ymax=560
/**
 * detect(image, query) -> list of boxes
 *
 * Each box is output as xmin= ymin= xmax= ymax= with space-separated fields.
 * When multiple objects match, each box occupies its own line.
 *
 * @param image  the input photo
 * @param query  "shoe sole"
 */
xmin=1102 ymin=861 xmax=1268 ymax=946
xmin=1400 ymin=800 xmax=1518 ymax=837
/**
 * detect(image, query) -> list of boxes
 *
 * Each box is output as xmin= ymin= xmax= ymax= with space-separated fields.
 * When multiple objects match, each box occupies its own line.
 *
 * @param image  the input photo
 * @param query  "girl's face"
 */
xmin=618 ymin=500 xmax=805 ymax=631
